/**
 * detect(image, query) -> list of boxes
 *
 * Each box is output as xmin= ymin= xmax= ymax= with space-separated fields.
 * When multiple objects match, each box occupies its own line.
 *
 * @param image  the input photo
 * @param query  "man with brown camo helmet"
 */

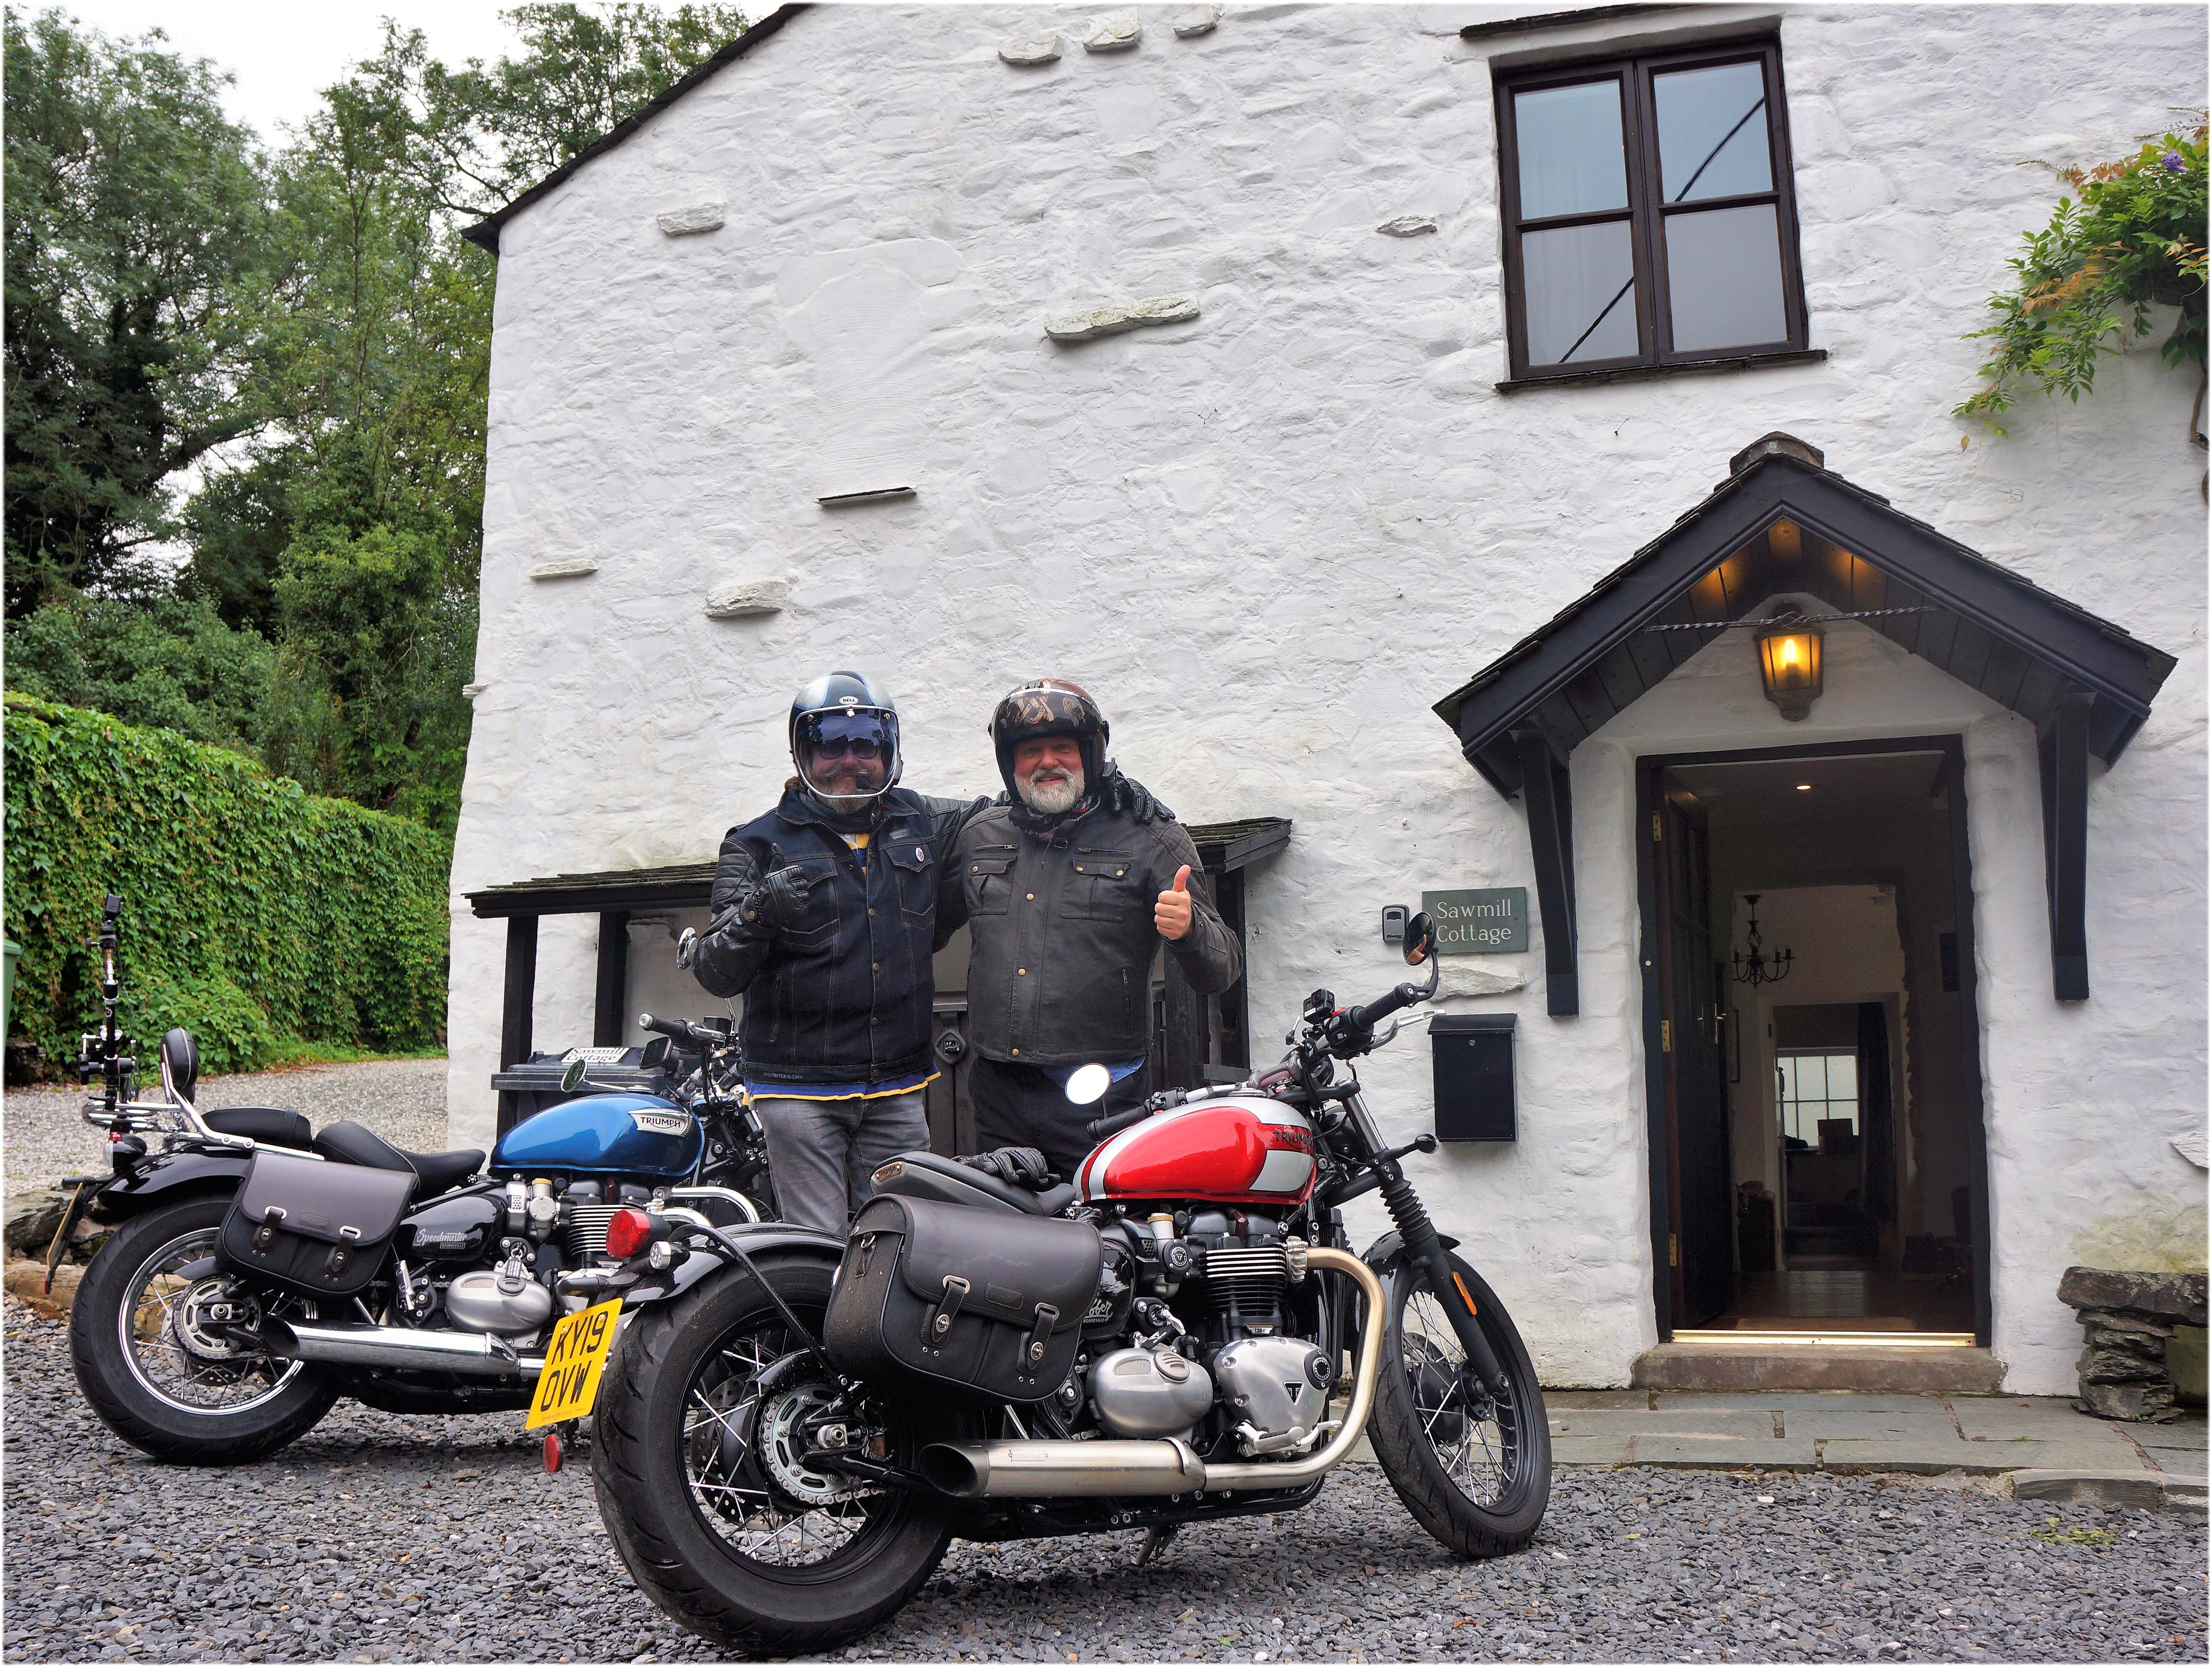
xmin=935 ymin=679 xmax=1243 ymax=1179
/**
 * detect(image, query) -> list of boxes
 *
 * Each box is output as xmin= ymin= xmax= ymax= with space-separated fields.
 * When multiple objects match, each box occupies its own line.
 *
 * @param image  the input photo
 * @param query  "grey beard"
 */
xmin=1017 ymin=766 xmax=1085 ymax=815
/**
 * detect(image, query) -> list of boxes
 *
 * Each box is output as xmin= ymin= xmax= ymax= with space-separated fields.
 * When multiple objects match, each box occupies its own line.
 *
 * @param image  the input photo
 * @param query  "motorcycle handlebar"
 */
xmin=1343 ymin=981 xmax=1419 ymax=1035
xmin=1084 ymin=1103 xmax=1153 ymax=1142
xmin=638 ymin=1012 xmax=726 ymax=1048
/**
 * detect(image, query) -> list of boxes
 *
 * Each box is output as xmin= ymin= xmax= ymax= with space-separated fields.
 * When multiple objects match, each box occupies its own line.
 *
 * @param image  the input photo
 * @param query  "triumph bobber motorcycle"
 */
xmin=60 ymin=894 xmax=775 ymax=1464
xmin=571 ymin=911 xmax=1550 ymax=1655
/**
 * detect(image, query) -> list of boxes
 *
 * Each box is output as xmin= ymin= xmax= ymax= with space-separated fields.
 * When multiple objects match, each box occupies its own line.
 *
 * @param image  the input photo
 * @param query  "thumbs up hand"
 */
xmin=1155 ymin=864 xmax=1195 ymax=941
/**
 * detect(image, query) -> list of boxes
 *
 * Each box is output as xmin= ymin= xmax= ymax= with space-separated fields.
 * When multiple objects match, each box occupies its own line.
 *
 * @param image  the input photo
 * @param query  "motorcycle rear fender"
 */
xmin=620 ymin=1222 xmax=846 ymax=1309
xmin=85 ymin=1151 xmax=250 ymax=1223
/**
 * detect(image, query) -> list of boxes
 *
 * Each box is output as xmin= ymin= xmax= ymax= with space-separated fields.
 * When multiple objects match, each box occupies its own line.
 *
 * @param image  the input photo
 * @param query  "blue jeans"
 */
xmin=751 ymin=1090 xmax=930 ymax=1235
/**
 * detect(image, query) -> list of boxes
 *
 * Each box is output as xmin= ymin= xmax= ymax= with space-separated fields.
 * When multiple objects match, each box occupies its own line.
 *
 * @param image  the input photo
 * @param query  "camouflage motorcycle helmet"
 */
xmin=988 ymin=678 xmax=1107 ymax=802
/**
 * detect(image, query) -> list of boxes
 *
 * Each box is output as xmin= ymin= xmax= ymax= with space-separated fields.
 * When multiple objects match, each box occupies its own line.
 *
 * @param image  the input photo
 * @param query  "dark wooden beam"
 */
xmin=1162 ymin=958 xmax=1206 ymax=1091
xmin=498 ymin=914 xmax=540 ymax=1136
xmin=1213 ymin=869 xmax=1251 ymax=1070
xmin=1513 ymin=728 xmax=1579 ymax=1016
xmin=593 ymin=911 xmax=631 ymax=1047
xmin=2039 ymin=688 xmax=2092 ymax=1002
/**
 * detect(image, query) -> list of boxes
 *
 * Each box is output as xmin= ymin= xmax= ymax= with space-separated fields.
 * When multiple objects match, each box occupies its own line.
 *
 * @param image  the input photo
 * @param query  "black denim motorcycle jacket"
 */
xmin=695 ymin=786 xmax=983 ymax=1089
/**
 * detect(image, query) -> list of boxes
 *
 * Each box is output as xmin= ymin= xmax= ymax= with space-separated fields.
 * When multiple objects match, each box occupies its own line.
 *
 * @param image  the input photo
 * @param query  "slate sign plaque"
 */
xmin=1422 ymin=887 xmax=1529 ymax=955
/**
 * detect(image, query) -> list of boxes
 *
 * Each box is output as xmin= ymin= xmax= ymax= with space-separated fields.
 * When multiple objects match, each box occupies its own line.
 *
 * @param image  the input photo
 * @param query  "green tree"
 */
xmin=2 ymin=8 xmax=275 ymax=615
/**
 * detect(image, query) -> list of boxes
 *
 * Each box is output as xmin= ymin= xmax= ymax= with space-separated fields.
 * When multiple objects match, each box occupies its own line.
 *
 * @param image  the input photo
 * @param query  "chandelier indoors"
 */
xmin=1732 ymin=894 xmax=1795 ymax=988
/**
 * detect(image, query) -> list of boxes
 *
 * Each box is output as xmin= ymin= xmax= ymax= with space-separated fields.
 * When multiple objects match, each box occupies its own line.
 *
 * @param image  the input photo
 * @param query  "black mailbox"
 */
xmin=1430 ymin=1012 xmax=1516 ymax=1142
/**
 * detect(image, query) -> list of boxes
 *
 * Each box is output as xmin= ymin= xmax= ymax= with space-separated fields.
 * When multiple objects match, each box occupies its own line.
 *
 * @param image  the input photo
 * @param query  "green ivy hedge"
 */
xmin=4 ymin=694 xmax=451 ymax=1075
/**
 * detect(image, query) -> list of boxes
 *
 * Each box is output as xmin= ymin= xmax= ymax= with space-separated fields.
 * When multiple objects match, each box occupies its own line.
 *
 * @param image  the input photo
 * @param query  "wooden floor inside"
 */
xmin=1707 ymin=1267 xmax=1974 ymax=1334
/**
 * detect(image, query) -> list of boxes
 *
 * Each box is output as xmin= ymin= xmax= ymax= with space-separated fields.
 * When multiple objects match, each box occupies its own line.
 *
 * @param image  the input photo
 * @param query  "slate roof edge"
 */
xmin=462 ymin=4 xmax=808 ymax=256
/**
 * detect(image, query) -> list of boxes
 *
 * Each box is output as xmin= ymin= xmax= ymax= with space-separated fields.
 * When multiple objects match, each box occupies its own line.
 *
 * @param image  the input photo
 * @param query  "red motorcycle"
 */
xmin=572 ymin=912 xmax=1549 ymax=1655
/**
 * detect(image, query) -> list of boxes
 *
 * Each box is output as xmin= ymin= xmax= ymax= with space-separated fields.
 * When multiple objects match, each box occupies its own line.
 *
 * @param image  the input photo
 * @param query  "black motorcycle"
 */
xmin=568 ymin=911 xmax=1551 ymax=1655
xmin=59 ymin=894 xmax=773 ymax=1465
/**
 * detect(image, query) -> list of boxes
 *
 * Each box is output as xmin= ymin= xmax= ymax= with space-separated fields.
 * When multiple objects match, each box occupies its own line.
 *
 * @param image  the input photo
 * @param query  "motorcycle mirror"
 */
xmin=1064 ymin=1063 xmax=1112 ymax=1106
xmin=560 ymin=1056 xmax=588 ymax=1094
xmin=675 ymin=927 xmax=699 ymax=970
xmin=1403 ymin=911 xmax=1437 ymax=966
xmin=639 ymin=1036 xmax=671 ymax=1070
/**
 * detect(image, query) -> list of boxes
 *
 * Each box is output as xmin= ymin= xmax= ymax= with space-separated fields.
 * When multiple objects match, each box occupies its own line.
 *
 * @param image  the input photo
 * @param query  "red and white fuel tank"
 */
xmin=1077 ymin=1095 xmax=1318 ymax=1206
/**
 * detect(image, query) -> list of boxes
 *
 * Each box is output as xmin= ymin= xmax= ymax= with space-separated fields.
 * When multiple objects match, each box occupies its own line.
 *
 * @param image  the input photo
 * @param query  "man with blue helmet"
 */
xmin=693 ymin=672 xmax=1164 ymax=1232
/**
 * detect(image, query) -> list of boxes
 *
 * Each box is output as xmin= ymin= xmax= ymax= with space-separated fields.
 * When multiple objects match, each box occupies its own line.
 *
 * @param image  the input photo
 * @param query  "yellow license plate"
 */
xmin=526 ymin=1298 xmax=623 ymax=1429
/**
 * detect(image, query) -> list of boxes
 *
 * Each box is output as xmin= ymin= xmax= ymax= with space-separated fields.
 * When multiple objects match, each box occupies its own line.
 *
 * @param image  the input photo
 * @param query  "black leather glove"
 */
xmin=959 ymin=1146 xmax=1060 ymax=1189
xmin=739 ymin=864 xmax=820 ymax=934
xmin=1101 ymin=761 xmax=1174 ymax=825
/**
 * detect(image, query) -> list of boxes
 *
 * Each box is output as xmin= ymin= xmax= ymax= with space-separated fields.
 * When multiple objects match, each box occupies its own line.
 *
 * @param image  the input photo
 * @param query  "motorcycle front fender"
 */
xmin=85 ymin=1150 xmax=251 ymax=1224
xmin=620 ymin=1222 xmax=846 ymax=1309
xmin=1359 ymin=1228 xmax=1462 ymax=1277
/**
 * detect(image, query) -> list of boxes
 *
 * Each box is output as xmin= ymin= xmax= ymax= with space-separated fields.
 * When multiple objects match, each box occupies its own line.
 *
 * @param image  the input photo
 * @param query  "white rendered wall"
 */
xmin=450 ymin=4 xmax=2208 ymax=1387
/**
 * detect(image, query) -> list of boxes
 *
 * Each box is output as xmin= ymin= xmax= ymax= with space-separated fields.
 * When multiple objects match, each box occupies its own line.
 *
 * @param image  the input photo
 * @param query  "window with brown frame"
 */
xmin=1495 ymin=37 xmax=1809 ymax=383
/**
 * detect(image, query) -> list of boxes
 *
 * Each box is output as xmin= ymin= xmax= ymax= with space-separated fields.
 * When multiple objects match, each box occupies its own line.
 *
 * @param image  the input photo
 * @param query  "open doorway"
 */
xmin=1638 ymin=738 xmax=1991 ymax=1344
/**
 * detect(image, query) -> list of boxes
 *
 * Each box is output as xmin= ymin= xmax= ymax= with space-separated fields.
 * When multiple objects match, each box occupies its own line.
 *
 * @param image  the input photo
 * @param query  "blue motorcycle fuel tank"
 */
xmin=492 ymin=1094 xmax=703 ymax=1179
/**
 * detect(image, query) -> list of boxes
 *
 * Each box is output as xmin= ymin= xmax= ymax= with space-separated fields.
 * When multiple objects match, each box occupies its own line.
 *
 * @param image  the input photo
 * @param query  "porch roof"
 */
xmin=1431 ymin=433 xmax=2177 ymax=801
xmin=465 ymin=816 xmax=1292 ymax=919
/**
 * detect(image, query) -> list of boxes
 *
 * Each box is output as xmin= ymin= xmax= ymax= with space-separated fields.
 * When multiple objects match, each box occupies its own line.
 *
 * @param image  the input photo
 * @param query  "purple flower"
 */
xmin=2162 ymin=151 xmax=2187 ymax=173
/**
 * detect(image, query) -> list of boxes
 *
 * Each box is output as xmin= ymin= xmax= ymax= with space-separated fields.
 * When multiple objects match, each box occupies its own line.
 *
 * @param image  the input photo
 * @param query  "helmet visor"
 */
xmin=796 ymin=710 xmax=897 ymax=798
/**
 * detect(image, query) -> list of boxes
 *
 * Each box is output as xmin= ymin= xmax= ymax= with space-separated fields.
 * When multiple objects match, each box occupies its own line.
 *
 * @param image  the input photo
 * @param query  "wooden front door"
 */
xmin=1657 ymin=792 xmax=1732 ymax=1328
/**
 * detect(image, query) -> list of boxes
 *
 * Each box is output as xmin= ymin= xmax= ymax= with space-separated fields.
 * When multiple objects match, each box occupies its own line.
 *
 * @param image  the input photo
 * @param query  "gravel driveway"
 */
xmin=4 ymin=1301 xmax=2202 ymax=1664
xmin=4 ymin=1059 xmax=450 ymax=1192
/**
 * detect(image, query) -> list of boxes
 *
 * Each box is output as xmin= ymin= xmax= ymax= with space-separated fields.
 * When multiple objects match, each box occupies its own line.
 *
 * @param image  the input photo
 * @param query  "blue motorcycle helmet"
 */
xmin=789 ymin=671 xmax=902 ymax=804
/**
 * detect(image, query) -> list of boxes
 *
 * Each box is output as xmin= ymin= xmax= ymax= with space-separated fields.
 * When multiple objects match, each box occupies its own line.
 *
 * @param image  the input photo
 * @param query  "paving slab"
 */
xmin=1779 ymin=1406 xmax=1961 ymax=1439
xmin=1653 ymin=1390 xmax=1950 ymax=1412
xmin=1547 ymin=1408 xmax=1776 ymax=1438
xmin=2143 ymin=1447 xmax=2207 ymax=1480
xmin=1950 ymin=1395 xmax=2108 ymax=1441
xmin=2129 ymin=1418 xmax=2209 ymax=1452
xmin=1541 ymin=1388 xmax=1649 ymax=1409
xmin=1819 ymin=1437 xmax=2001 ymax=1474
xmin=1631 ymin=1434 xmax=1818 ymax=1470
xmin=1550 ymin=1434 xmax=1635 ymax=1466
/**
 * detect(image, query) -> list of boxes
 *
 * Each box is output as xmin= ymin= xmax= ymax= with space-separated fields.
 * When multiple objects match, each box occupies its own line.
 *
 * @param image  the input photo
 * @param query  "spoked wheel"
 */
xmin=592 ymin=1260 xmax=955 ymax=1655
xmin=1366 ymin=1248 xmax=1550 ymax=1557
xmin=69 ymin=1196 xmax=339 ymax=1464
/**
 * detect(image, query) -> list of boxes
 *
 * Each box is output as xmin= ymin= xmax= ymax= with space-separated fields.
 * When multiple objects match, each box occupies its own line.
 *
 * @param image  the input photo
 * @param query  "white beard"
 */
xmin=1018 ymin=766 xmax=1085 ymax=815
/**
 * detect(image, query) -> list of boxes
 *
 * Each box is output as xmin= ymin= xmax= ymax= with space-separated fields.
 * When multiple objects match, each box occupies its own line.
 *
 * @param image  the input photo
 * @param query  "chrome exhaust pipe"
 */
xmin=262 ymin=1318 xmax=545 ymax=1379
xmin=919 ymin=1248 xmax=1390 ymax=1500
xmin=919 ymin=1437 xmax=1207 ymax=1498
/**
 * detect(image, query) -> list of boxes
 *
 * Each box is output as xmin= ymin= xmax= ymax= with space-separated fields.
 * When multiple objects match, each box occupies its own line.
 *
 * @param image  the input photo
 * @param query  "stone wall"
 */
xmin=451 ymin=4 xmax=2209 ymax=1388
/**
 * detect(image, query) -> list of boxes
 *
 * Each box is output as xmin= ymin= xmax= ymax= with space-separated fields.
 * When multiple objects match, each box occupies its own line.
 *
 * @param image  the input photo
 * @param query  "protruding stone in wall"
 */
xmin=703 ymin=576 xmax=791 ymax=619
xmin=1083 ymin=15 xmax=1142 ymax=52
xmin=1437 ymin=962 xmax=1529 ymax=998
xmin=1044 ymin=293 xmax=1198 ymax=342
xmin=461 ymin=683 xmax=486 ymax=703
xmin=1172 ymin=6 xmax=1220 ymax=36
xmin=1378 ymin=214 xmax=1438 ymax=238
xmin=530 ymin=560 xmax=599 ymax=580
xmin=999 ymin=33 xmax=1061 ymax=66
xmin=655 ymin=202 xmax=726 ymax=236
xmin=2171 ymin=1129 xmax=2206 ymax=1169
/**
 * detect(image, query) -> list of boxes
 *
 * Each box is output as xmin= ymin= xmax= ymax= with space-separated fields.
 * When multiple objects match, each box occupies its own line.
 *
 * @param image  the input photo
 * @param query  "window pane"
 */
xmin=1827 ymin=1053 xmax=1857 ymax=1102
xmin=1522 ymin=220 xmax=1638 ymax=364
xmin=1663 ymin=203 xmax=1787 ymax=351
xmin=1514 ymin=80 xmax=1628 ymax=219
xmin=1654 ymin=61 xmax=1771 ymax=202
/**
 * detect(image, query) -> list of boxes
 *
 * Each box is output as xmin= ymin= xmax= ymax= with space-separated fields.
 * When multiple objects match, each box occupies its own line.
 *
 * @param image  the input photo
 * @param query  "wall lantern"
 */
xmin=1755 ymin=612 xmax=1825 ymax=720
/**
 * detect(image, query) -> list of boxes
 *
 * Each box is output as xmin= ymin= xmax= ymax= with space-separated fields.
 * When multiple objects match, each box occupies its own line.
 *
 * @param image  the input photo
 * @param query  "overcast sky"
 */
xmin=60 ymin=2 xmax=531 ymax=142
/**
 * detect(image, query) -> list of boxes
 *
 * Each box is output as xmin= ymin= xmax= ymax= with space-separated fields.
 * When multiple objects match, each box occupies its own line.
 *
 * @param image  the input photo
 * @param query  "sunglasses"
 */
xmin=811 ymin=736 xmax=885 ymax=762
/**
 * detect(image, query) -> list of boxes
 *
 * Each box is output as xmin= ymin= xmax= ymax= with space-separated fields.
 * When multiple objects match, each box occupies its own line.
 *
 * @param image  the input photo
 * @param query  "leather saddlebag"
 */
xmin=216 ymin=1148 xmax=415 ymax=1299
xmin=824 ymin=1194 xmax=1101 ymax=1403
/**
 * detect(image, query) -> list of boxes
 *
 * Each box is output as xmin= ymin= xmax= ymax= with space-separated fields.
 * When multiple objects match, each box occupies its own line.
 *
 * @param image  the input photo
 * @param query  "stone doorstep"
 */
xmin=3 ymin=1258 xmax=79 ymax=1319
xmin=1631 ymin=1342 xmax=2005 ymax=1394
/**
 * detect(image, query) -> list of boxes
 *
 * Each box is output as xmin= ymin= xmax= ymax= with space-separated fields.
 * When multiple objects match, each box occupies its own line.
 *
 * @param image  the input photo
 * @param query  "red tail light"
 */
xmin=606 ymin=1207 xmax=656 ymax=1260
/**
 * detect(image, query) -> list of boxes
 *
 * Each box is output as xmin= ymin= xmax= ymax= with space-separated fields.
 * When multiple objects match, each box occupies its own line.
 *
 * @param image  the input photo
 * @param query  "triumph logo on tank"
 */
xmin=627 ymin=1110 xmax=692 ymax=1137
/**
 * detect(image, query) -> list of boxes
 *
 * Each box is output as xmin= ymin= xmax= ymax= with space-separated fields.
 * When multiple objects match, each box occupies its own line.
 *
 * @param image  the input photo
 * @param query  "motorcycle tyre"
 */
xmin=1366 ymin=1250 xmax=1550 ymax=1558
xmin=591 ymin=1260 xmax=955 ymax=1655
xmin=69 ymin=1195 xmax=341 ymax=1465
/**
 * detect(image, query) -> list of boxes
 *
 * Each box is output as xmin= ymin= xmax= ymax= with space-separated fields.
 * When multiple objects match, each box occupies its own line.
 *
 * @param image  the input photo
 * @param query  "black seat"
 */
xmin=204 ymin=1106 xmax=313 ymax=1149
xmin=313 ymin=1119 xmax=483 ymax=1194
xmin=873 ymin=1149 xmax=1077 ymax=1217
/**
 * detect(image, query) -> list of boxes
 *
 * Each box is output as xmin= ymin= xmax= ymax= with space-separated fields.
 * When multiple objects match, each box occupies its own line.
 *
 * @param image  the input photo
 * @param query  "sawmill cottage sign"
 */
xmin=1423 ymin=888 xmax=1529 ymax=955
